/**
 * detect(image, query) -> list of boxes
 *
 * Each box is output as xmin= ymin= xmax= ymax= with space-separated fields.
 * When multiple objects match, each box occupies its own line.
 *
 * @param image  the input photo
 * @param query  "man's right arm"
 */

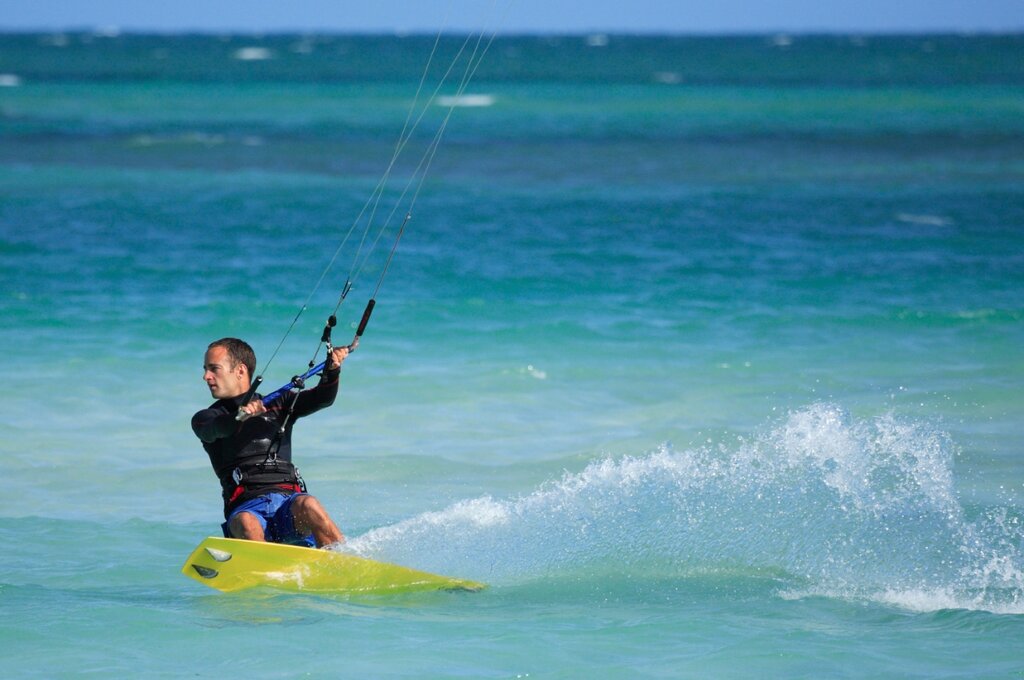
xmin=191 ymin=405 xmax=239 ymax=443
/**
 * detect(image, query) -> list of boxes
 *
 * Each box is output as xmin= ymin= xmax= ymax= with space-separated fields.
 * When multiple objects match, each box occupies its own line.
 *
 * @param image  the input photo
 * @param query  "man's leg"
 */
xmin=290 ymin=494 xmax=344 ymax=546
xmin=228 ymin=511 xmax=266 ymax=541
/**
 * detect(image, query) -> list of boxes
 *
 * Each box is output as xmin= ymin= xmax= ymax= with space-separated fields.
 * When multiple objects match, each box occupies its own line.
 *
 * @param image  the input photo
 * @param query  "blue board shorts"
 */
xmin=222 ymin=492 xmax=316 ymax=548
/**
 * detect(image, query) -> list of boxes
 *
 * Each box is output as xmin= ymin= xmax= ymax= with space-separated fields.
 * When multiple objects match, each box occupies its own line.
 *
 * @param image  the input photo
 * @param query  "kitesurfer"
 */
xmin=192 ymin=337 xmax=346 ymax=548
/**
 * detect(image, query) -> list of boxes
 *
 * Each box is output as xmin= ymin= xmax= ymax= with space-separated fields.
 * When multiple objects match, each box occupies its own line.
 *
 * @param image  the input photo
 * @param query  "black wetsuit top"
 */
xmin=191 ymin=367 xmax=340 ymax=518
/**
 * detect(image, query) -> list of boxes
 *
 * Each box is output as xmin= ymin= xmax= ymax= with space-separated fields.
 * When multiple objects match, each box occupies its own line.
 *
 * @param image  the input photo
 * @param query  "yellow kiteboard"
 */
xmin=182 ymin=537 xmax=484 ymax=595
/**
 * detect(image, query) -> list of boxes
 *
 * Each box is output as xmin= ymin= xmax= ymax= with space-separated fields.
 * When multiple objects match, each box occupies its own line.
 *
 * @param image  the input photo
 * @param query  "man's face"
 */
xmin=203 ymin=345 xmax=249 ymax=399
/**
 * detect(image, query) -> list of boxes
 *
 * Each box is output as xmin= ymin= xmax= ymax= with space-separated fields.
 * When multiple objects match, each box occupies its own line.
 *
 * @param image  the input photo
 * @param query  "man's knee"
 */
xmin=291 ymin=494 xmax=343 ymax=546
xmin=229 ymin=511 xmax=265 ymax=540
xmin=291 ymin=494 xmax=324 ymax=519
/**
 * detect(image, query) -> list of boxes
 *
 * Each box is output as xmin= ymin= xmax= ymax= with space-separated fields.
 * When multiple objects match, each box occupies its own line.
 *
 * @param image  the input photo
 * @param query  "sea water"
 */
xmin=1 ymin=32 xmax=1023 ymax=677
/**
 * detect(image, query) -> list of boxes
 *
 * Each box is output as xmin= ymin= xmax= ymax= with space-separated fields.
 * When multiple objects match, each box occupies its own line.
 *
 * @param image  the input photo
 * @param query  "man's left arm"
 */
xmin=291 ymin=345 xmax=348 ymax=417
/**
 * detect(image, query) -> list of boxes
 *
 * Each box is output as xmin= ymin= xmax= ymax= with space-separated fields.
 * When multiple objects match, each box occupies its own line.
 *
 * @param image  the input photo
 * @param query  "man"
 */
xmin=192 ymin=337 xmax=346 ymax=548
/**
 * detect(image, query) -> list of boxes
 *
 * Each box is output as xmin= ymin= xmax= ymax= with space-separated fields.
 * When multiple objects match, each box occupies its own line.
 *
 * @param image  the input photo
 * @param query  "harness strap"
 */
xmin=223 ymin=460 xmax=306 ymax=504
xmin=228 ymin=482 xmax=303 ymax=504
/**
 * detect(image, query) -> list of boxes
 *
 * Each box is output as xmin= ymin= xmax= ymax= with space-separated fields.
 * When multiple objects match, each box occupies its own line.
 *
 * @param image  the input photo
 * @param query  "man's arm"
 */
xmin=191 ymin=405 xmax=240 ymax=443
xmin=268 ymin=345 xmax=349 ymax=419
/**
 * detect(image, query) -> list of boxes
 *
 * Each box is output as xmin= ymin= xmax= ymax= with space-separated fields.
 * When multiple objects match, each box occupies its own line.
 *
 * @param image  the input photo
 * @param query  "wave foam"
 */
xmin=348 ymin=404 xmax=1023 ymax=613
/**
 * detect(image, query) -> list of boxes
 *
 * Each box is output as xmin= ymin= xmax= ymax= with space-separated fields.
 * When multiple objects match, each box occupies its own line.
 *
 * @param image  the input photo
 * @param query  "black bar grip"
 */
xmin=240 ymin=375 xmax=263 ymax=404
xmin=234 ymin=375 xmax=264 ymax=419
xmin=321 ymin=314 xmax=336 ymax=343
xmin=355 ymin=299 xmax=376 ymax=338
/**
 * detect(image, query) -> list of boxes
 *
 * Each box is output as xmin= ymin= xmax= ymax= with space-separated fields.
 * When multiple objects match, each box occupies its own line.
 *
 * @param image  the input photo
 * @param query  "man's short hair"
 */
xmin=209 ymin=338 xmax=256 ymax=379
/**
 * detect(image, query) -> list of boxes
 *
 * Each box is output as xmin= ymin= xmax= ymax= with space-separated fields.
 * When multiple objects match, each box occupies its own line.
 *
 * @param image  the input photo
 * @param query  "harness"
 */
xmin=225 ymin=458 xmax=306 ymax=505
xmin=221 ymin=421 xmax=308 ymax=511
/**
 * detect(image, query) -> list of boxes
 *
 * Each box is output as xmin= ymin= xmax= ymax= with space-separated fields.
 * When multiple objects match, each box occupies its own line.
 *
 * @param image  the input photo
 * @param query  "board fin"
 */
xmin=205 ymin=547 xmax=233 ymax=562
xmin=192 ymin=564 xmax=219 ymax=579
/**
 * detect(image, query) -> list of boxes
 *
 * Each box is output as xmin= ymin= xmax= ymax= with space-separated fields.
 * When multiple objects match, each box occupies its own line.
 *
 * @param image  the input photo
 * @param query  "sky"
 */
xmin=0 ymin=0 xmax=1021 ymax=34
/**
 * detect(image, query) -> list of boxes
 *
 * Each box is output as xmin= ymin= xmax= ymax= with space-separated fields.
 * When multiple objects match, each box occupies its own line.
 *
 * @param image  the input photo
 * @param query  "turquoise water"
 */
xmin=2 ymin=32 xmax=1023 ymax=677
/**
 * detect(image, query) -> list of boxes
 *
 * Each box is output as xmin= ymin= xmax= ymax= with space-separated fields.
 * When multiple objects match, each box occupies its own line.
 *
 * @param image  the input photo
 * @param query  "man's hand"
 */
xmin=326 ymin=345 xmax=349 ymax=370
xmin=236 ymin=398 xmax=268 ymax=422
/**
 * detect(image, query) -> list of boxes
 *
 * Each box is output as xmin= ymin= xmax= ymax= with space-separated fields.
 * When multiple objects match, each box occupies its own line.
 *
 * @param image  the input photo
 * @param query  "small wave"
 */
xmin=879 ymin=585 xmax=1023 ymax=615
xmin=436 ymin=94 xmax=495 ymax=108
xmin=499 ymin=365 xmax=548 ymax=380
xmin=896 ymin=213 xmax=952 ymax=227
xmin=130 ymin=132 xmax=227 ymax=147
xmin=0 ymin=74 xmax=23 ymax=87
xmin=40 ymin=34 xmax=69 ymax=48
xmin=348 ymin=404 xmax=1024 ymax=613
xmin=234 ymin=47 xmax=274 ymax=62
xmin=782 ymin=583 xmax=1024 ymax=615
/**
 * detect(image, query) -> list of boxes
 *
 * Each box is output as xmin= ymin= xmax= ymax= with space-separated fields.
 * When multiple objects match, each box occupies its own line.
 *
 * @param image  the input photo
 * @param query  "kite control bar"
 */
xmin=234 ymin=298 xmax=377 ymax=418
